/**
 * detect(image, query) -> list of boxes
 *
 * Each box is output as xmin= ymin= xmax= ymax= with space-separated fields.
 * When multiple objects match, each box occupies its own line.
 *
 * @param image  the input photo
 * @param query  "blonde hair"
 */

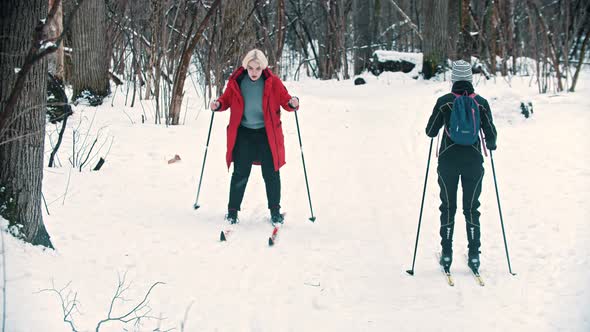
xmin=242 ymin=49 xmax=269 ymax=70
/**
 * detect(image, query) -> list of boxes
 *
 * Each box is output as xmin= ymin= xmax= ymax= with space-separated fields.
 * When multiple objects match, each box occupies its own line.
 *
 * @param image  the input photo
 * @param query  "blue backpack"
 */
xmin=446 ymin=92 xmax=480 ymax=145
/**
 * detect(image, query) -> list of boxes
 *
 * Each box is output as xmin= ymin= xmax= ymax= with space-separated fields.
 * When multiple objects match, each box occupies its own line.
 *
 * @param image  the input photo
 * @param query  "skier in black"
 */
xmin=425 ymin=60 xmax=498 ymax=271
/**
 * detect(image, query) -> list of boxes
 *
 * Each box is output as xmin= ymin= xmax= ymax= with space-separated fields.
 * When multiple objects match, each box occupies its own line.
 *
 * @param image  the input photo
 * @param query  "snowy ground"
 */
xmin=3 ymin=69 xmax=590 ymax=331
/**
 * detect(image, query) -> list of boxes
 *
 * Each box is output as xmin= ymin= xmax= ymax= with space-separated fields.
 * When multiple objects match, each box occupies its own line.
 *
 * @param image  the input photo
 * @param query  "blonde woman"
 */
xmin=210 ymin=49 xmax=299 ymax=225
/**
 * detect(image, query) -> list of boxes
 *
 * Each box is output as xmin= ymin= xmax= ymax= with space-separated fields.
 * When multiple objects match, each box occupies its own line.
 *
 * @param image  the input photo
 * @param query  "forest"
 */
xmin=0 ymin=0 xmax=589 ymax=248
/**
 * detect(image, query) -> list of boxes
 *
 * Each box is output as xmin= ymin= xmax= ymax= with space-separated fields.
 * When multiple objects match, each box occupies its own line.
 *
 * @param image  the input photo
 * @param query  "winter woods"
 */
xmin=0 ymin=0 xmax=588 ymax=249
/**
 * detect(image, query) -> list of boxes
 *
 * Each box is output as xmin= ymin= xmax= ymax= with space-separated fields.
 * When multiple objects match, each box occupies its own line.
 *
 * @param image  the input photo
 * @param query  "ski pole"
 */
xmin=294 ymin=110 xmax=316 ymax=222
xmin=406 ymin=138 xmax=434 ymax=276
xmin=193 ymin=111 xmax=215 ymax=209
xmin=490 ymin=150 xmax=516 ymax=275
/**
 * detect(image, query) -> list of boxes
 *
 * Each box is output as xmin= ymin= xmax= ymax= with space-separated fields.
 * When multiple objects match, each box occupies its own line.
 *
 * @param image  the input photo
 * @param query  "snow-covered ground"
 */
xmin=3 ymin=69 xmax=590 ymax=331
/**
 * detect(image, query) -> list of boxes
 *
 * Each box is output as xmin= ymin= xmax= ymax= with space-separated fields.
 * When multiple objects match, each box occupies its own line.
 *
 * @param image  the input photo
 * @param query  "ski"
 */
xmin=466 ymin=255 xmax=485 ymax=286
xmin=443 ymin=268 xmax=454 ymax=287
xmin=268 ymin=225 xmax=281 ymax=246
xmin=436 ymin=253 xmax=454 ymax=287
xmin=471 ymin=269 xmax=485 ymax=286
xmin=219 ymin=228 xmax=235 ymax=242
xmin=268 ymin=213 xmax=285 ymax=246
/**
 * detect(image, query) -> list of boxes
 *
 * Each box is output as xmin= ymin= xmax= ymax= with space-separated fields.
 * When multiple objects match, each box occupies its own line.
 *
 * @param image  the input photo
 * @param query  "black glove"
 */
xmin=486 ymin=142 xmax=497 ymax=151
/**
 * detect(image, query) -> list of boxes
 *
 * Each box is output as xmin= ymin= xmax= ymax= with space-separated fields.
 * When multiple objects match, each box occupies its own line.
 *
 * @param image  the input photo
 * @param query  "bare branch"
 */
xmin=37 ymin=280 xmax=80 ymax=332
xmin=387 ymin=0 xmax=423 ymax=41
xmin=94 ymin=275 xmax=165 ymax=332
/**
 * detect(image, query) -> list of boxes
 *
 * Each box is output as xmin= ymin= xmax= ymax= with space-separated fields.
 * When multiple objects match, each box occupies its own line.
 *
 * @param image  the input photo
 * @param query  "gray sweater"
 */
xmin=239 ymin=77 xmax=265 ymax=129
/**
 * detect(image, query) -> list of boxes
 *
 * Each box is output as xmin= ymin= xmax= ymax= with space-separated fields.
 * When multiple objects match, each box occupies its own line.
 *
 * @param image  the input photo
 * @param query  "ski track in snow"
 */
xmin=3 ymin=72 xmax=589 ymax=331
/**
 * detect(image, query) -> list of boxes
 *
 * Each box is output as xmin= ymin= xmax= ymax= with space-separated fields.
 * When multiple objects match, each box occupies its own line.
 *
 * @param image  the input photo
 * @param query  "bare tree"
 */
xmin=48 ymin=0 xmax=66 ymax=81
xmin=353 ymin=0 xmax=372 ymax=75
xmin=70 ymin=0 xmax=111 ymax=101
xmin=169 ymin=0 xmax=221 ymax=125
xmin=40 ymin=274 xmax=166 ymax=332
xmin=0 ymin=0 xmax=53 ymax=248
xmin=421 ymin=0 xmax=449 ymax=79
xmin=319 ymin=0 xmax=345 ymax=79
xmin=570 ymin=29 xmax=589 ymax=92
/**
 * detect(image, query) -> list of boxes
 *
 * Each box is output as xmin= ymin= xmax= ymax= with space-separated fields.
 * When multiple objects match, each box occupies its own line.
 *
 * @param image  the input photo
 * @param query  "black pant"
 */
xmin=228 ymin=126 xmax=281 ymax=211
xmin=437 ymin=150 xmax=484 ymax=254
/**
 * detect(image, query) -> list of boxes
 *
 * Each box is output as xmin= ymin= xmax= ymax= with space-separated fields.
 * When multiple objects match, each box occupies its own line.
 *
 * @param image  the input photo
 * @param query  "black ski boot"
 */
xmin=439 ymin=249 xmax=453 ymax=270
xmin=225 ymin=209 xmax=238 ymax=224
xmin=270 ymin=207 xmax=284 ymax=225
xmin=468 ymin=250 xmax=481 ymax=272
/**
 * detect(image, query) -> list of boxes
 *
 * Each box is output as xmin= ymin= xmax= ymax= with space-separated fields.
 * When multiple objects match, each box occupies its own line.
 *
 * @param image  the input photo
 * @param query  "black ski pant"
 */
xmin=437 ymin=151 xmax=484 ymax=255
xmin=228 ymin=126 xmax=281 ymax=211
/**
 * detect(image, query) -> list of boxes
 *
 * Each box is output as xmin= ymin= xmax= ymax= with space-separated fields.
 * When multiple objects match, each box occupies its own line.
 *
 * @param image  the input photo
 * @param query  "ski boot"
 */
xmin=439 ymin=250 xmax=453 ymax=270
xmin=468 ymin=250 xmax=481 ymax=272
xmin=225 ymin=209 xmax=238 ymax=225
xmin=270 ymin=207 xmax=284 ymax=225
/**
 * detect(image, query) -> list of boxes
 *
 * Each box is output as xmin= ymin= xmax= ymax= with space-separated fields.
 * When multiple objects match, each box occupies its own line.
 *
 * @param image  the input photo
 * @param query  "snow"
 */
xmin=373 ymin=50 xmax=423 ymax=77
xmin=3 ymin=69 xmax=590 ymax=331
xmin=373 ymin=50 xmax=423 ymax=65
xmin=40 ymin=41 xmax=56 ymax=51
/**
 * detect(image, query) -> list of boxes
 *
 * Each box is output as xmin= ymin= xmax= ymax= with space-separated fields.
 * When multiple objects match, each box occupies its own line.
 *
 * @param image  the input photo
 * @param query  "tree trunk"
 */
xmin=169 ymin=0 xmax=221 ymax=125
xmin=493 ymin=0 xmax=508 ymax=76
xmin=319 ymin=0 xmax=343 ymax=80
xmin=0 ymin=0 xmax=53 ymax=248
xmin=341 ymin=1 xmax=351 ymax=79
xmin=372 ymin=0 xmax=381 ymax=48
xmin=447 ymin=0 xmax=461 ymax=59
xmin=422 ymin=0 xmax=448 ymax=79
xmin=275 ymin=0 xmax=286 ymax=76
xmin=506 ymin=0 xmax=515 ymax=75
xmin=150 ymin=0 xmax=163 ymax=124
xmin=48 ymin=0 xmax=65 ymax=81
xmin=70 ymin=0 xmax=110 ymax=100
xmin=483 ymin=0 xmax=496 ymax=74
xmin=569 ymin=30 xmax=589 ymax=92
xmin=530 ymin=0 xmax=564 ymax=92
xmin=353 ymin=0 xmax=372 ymax=75
xmin=458 ymin=0 xmax=472 ymax=61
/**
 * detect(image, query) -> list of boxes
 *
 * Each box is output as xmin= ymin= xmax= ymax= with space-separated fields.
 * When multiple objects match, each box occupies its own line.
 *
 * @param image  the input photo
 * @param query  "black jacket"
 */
xmin=425 ymin=81 xmax=497 ymax=158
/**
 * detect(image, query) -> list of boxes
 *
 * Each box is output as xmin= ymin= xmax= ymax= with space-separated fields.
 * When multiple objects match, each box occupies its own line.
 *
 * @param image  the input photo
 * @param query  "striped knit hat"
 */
xmin=451 ymin=60 xmax=472 ymax=83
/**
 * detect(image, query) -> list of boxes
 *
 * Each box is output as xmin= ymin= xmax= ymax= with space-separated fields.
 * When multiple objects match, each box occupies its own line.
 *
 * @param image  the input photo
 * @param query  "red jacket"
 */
xmin=217 ymin=67 xmax=298 ymax=171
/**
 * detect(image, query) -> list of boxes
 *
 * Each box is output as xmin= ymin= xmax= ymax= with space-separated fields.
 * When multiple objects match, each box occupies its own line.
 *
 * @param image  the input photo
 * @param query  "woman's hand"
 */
xmin=288 ymin=96 xmax=299 ymax=109
xmin=210 ymin=100 xmax=220 ymax=111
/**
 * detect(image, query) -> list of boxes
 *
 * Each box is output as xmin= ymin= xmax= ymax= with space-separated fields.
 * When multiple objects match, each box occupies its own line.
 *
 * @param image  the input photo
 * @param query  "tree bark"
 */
xmin=275 ymin=0 xmax=286 ymax=76
xmin=70 ymin=0 xmax=110 ymax=100
xmin=530 ymin=0 xmax=564 ymax=92
xmin=422 ymin=0 xmax=448 ymax=79
xmin=458 ymin=0 xmax=472 ymax=61
xmin=48 ymin=0 xmax=65 ymax=81
xmin=569 ymin=30 xmax=589 ymax=92
xmin=506 ymin=0 xmax=515 ymax=74
xmin=447 ymin=0 xmax=461 ymax=59
xmin=150 ymin=0 xmax=163 ymax=124
xmin=353 ymin=0 xmax=372 ymax=75
xmin=0 ymin=0 xmax=53 ymax=248
xmin=319 ymin=0 xmax=343 ymax=80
